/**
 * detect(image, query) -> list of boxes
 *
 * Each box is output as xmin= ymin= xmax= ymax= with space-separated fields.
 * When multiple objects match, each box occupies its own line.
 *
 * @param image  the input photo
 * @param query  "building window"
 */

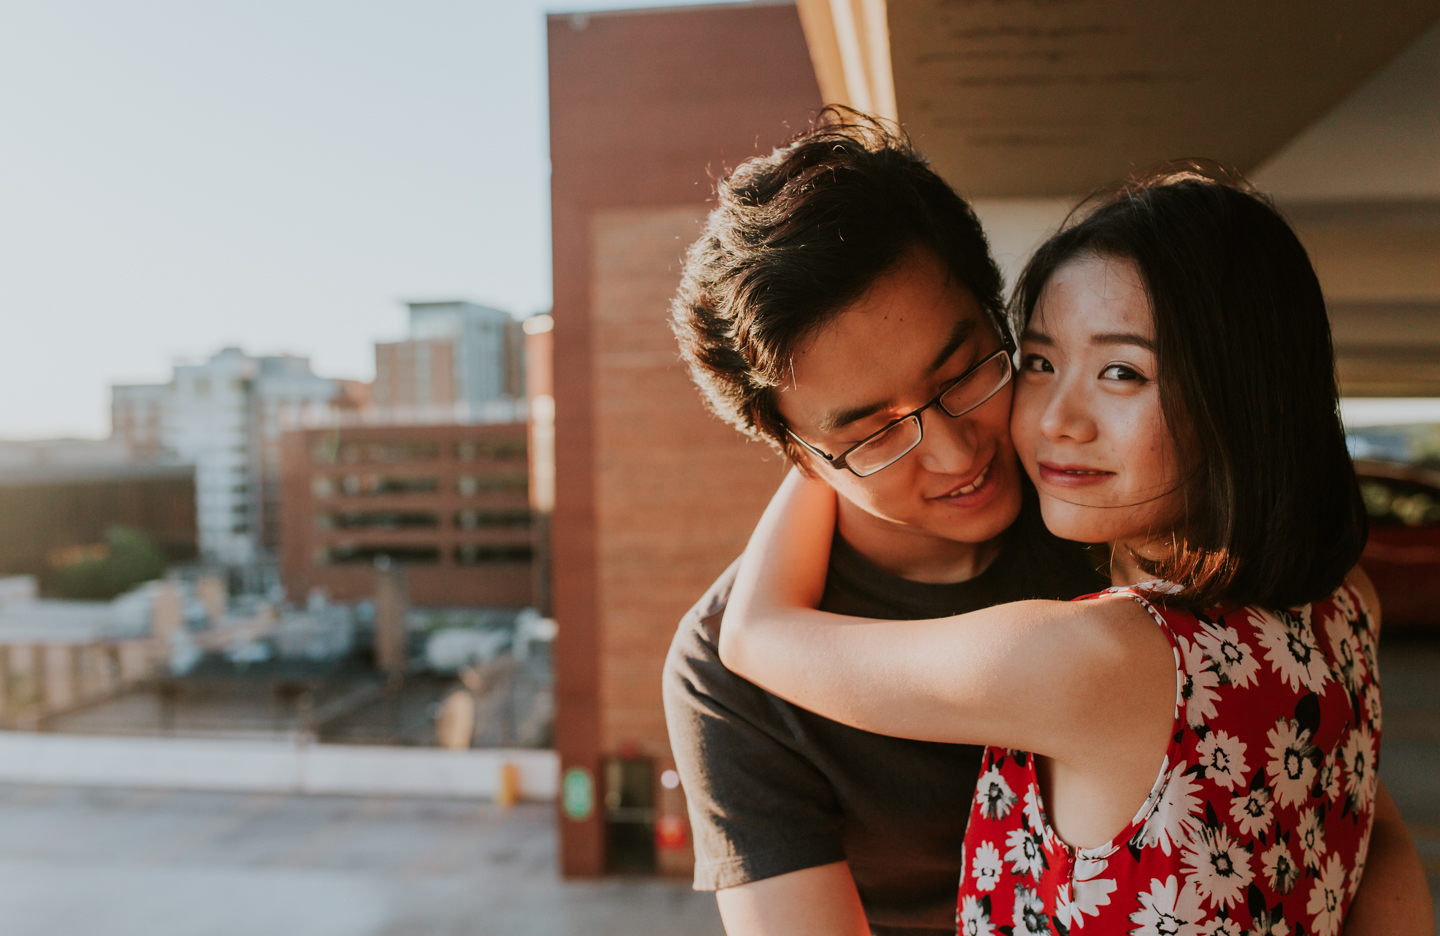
xmin=456 ymin=439 xmax=526 ymax=461
xmin=456 ymin=475 xmax=527 ymax=496
xmin=325 ymin=545 xmax=441 ymax=565
xmin=454 ymin=544 xmax=533 ymax=565
xmin=340 ymin=474 xmax=438 ymax=496
xmin=455 ymin=508 xmax=531 ymax=530
xmin=324 ymin=511 xmax=439 ymax=530
xmin=337 ymin=441 xmax=440 ymax=463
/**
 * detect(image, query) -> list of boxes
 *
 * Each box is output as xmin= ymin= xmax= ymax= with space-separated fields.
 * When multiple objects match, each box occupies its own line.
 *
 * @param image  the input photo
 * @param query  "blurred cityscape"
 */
xmin=0 ymin=298 xmax=557 ymax=755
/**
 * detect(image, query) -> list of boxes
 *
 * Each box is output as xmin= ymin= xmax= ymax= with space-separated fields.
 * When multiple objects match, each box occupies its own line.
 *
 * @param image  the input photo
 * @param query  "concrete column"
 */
xmin=373 ymin=565 xmax=408 ymax=674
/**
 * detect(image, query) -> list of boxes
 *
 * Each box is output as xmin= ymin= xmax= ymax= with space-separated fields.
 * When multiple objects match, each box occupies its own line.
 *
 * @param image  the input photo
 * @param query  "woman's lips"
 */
xmin=1037 ymin=462 xmax=1116 ymax=488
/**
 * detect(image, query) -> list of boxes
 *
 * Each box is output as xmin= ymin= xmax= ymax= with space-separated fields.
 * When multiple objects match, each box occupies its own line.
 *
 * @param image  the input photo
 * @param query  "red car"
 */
xmin=1355 ymin=459 xmax=1440 ymax=629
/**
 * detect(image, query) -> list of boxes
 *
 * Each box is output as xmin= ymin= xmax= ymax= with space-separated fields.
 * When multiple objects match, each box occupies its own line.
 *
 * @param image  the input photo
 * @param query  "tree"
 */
xmin=52 ymin=527 xmax=168 ymax=600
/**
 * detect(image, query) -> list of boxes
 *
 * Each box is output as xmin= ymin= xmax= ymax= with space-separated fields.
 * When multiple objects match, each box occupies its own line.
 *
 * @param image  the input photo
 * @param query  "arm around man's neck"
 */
xmin=716 ymin=861 xmax=871 ymax=936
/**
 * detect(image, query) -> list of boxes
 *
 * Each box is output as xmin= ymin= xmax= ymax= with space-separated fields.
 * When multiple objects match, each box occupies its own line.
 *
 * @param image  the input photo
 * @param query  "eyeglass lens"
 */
xmin=844 ymin=353 xmax=1011 ymax=477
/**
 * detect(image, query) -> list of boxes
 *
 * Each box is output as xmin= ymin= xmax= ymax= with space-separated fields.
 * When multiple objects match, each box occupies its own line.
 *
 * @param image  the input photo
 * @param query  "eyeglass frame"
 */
xmin=785 ymin=346 xmax=1015 ymax=478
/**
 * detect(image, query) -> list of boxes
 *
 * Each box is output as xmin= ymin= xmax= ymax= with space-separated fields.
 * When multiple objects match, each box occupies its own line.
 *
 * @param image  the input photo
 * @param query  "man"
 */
xmin=663 ymin=112 xmax=1430 ymax=936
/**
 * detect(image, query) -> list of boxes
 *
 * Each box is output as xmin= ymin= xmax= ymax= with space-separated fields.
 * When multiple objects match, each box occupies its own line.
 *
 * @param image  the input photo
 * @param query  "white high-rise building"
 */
xmin=111 ymin=349 xmax=342 ymax=569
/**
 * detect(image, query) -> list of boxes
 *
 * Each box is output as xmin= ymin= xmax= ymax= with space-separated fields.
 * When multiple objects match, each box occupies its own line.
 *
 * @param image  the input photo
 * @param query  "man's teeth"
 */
xmin=948 ymin=465 xmax=989 ymax=497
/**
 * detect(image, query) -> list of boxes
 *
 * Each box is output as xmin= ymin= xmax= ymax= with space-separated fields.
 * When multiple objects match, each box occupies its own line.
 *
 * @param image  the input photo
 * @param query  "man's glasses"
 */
xmin=787 ymin=349 xmax=1014 ymax=478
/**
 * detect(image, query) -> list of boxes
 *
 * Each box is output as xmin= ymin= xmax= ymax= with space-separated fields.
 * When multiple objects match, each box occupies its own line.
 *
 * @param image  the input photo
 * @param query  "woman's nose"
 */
xmin=1040 ymin=382 xmax=1097 ymax=443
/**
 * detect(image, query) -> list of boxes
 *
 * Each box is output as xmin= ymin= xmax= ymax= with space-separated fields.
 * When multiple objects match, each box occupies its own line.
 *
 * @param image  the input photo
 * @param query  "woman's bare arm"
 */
xmin=1344 ymin=782 xmax=1434 ymax=936
xmin=718 ymin=469 xmax=1174 ymax=765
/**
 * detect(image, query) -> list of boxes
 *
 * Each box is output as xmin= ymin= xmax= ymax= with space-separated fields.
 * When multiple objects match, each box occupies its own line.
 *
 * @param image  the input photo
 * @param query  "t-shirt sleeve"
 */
xmin=663 ymin=561 xmax=847 ymax=891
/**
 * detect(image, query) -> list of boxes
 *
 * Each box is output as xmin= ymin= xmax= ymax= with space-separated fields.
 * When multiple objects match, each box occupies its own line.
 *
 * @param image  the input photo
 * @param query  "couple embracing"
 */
xmin=662 ymin=111 xmax=1431 ymax=936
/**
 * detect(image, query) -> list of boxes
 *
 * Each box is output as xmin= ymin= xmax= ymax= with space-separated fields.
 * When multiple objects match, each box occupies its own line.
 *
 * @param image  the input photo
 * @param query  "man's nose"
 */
xmin=915 ymin=407 xmax=980 ymax=475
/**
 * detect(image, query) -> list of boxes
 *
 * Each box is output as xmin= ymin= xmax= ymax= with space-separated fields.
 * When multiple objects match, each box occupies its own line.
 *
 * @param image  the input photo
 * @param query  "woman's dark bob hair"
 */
xmin=1011 ymin=167 xmax=1367 ymax=611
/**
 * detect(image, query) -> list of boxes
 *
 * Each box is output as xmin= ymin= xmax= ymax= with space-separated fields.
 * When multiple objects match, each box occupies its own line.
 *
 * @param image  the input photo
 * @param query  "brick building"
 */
xmin=0 ymin=463 xmax=198 ymax=589
xmin=279 ymin=424 xmax=534 ymax=608
xmin=548 ymin=2 xmax=818 ymax=877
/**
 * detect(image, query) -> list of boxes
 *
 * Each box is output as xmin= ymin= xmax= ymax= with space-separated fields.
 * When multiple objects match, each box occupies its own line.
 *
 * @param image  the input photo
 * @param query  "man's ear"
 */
xmin=780 ymin=438 xmax=824 ymax=482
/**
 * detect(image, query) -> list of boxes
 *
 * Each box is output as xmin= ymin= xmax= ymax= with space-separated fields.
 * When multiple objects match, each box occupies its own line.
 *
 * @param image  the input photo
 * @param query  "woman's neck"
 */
xmin=1107 ymin=534 xmax=1178 ymax=588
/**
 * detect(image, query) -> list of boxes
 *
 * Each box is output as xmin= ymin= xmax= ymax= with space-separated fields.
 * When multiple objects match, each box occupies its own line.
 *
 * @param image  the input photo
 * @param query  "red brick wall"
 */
xmin=373 ymin=340 xmax=457 ymax=409
xmin=548 ymin=2 xmax=822 ymax=877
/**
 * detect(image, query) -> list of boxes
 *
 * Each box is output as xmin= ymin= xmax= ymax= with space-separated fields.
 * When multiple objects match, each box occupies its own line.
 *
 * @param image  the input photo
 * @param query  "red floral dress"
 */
xmin=957 ymin=583 xmax=1380 ymax=936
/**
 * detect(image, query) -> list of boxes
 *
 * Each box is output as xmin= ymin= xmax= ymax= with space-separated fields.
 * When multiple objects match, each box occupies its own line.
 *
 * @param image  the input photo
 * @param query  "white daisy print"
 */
xmin=1260 ymin=839 xmax=1300 ymax=894
xmin=1298 ymin=806 xmax=1327 ymax=870
xmin=1178 ymin=634 xmax=1222 ymax=728
xmin=1362 ymin=682 xmax=1382 ymax=730
xmin=1228 ymin=786 xmax=1273 ymax=837
xmin=1022 ymin=787 xmax=1045 ymax=835
xmin=1012 ymin=884 xmax=1051 ymax=936
xmin=1323 ymin=610 xmax=1362 ymax=692
xmin=1251 ymin=606 xmax=1330 ymax=694
xmin=1315 ymin=746 xmax=1340 ymax=802
xmin=1306 ymin=852 xmax=1348 ymax=936
xmin=1348 ymin=821 xmax=1373 ymax=900
xmin=1198 ymin=918 xmax=1245 ymax=936
xmin=1195 ymin=623 xmax=1259 ymax=688
xmin=1128 ymin=875 xmax=1207 ymax=936
xmin=1196 ymin=730 xmax=1249 ymax=790
xmin=976 ymin=767 xmax=1018 ymax=820
xmin=1250 ymin=907 xmax=1292 ymax=936
xmin=959 ymin=894 xmax=996 ymax=936
xmin=1004 ymin=827 xmax=1047 ymax=881
xmin=1340 ymin=726 xmax=1377 ymax=813
xmin=1265 ymin=718 xmax=1318 ymax=809
xmin=1134 ymin=761 xmax=1203 ymax=856
xmin=1182 ymin=822 xmax=1254 ymax=910
xmin=971 ymin=840 xmax=1003 ymax=892
xmin=1053 ymin=855 xmax=1116 ymax=931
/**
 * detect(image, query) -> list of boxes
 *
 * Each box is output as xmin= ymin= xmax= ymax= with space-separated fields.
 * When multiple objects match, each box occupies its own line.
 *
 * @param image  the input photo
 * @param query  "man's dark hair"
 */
xmin=672 ymin=107 xmax=1005 ymax=462
xmin=1011 ymin=168 xmax=1367 ymax=610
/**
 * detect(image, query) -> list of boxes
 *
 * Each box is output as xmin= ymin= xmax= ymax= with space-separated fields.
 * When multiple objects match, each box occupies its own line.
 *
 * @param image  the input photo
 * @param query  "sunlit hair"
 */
xmin=1011 ymin=165 xmax=1367 ymax=610
xmin=671 ymin=106 xmax=1006 ymax=464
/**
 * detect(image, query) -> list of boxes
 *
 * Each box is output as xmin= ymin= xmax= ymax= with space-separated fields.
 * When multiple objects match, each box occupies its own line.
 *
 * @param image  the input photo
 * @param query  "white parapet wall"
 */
xmin=0 ymin=732 xmax=558 ymax=801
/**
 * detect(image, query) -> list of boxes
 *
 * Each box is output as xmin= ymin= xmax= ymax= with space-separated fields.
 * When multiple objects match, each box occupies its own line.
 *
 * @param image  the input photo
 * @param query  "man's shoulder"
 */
xmin=663 ymin=555 xmax=741 ymax=689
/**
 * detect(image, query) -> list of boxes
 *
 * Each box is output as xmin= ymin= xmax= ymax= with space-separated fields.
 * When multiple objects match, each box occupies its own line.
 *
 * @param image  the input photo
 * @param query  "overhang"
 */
xmin=798 ymin=0 xmax=1440 ymax=196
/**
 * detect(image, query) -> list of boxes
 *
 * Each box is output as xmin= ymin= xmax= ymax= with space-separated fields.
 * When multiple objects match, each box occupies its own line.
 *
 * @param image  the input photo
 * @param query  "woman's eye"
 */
xmin=1021 ymin=354 xmax=1053 ymax=373
xmin=1101 ymin=363 xmax=1144 ymax=381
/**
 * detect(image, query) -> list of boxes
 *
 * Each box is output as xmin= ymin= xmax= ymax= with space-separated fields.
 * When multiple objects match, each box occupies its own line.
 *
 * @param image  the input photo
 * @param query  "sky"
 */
xmin=0 ymin=0 xmax=731 ymax=440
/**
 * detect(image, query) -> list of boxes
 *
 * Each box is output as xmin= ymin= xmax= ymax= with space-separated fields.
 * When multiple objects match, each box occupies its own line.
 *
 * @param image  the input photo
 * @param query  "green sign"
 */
xmin=562 ymin=767 xmax=594 ymax=821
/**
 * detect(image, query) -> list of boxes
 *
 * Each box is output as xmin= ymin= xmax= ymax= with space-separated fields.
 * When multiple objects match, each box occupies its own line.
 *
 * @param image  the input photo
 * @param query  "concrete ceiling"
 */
xmin=800 ymin=0 xmax=1440 ymax=197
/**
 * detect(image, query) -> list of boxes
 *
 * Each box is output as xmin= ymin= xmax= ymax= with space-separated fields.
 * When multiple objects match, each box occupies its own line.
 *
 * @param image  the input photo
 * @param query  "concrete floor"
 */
xmin=0 ymin=635 xmax=1433 ymax=935
xmin=0 ymin=789 xmax=724 ymax=936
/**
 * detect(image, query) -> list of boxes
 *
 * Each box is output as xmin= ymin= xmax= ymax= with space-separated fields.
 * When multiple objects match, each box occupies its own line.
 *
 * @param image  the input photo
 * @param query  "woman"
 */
xmin=719 ymin=171 xmax=1384 ymax=935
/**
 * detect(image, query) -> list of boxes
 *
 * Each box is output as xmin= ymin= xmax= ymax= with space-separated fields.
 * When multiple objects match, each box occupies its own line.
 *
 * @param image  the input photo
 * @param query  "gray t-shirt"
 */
xmin=662 ymin=512 xmax=1106 ymax=936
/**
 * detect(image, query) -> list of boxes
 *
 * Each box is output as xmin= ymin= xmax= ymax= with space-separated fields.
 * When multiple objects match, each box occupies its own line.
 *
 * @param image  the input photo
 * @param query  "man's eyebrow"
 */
xmin=1092 ymin=332 xmax=1156 ymax=352
xmin=927 ymin=317 xmax=979 ymax=374
xmin=815 ymin=317 xmax=981 ymax=433
xmin=816 ymin=398 xmax=891 ymax=434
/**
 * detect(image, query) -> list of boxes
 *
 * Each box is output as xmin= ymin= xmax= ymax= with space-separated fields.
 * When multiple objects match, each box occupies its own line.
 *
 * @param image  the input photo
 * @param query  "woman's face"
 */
xmin=1010 ymin=254 xmax=1186 ymax=557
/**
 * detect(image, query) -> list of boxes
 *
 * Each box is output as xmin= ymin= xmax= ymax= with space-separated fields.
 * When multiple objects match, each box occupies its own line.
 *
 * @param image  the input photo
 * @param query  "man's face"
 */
xmin=774 ymin=246 xmax=1024 ymax=549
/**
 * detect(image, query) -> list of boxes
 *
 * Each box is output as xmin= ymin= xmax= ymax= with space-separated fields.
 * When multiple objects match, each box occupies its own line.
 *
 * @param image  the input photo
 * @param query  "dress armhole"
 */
xmin=1109 ymin=587 xmax=1187 ymax=743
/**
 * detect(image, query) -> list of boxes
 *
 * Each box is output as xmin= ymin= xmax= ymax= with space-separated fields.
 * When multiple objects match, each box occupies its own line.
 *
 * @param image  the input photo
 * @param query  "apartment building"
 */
xmin=279 ymin=423 xmax=533 ymax=608
xmin=373 ymin=301 xmax=526 ymax=423
xmin=111 ymin=349 xmax=347 ymax=568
